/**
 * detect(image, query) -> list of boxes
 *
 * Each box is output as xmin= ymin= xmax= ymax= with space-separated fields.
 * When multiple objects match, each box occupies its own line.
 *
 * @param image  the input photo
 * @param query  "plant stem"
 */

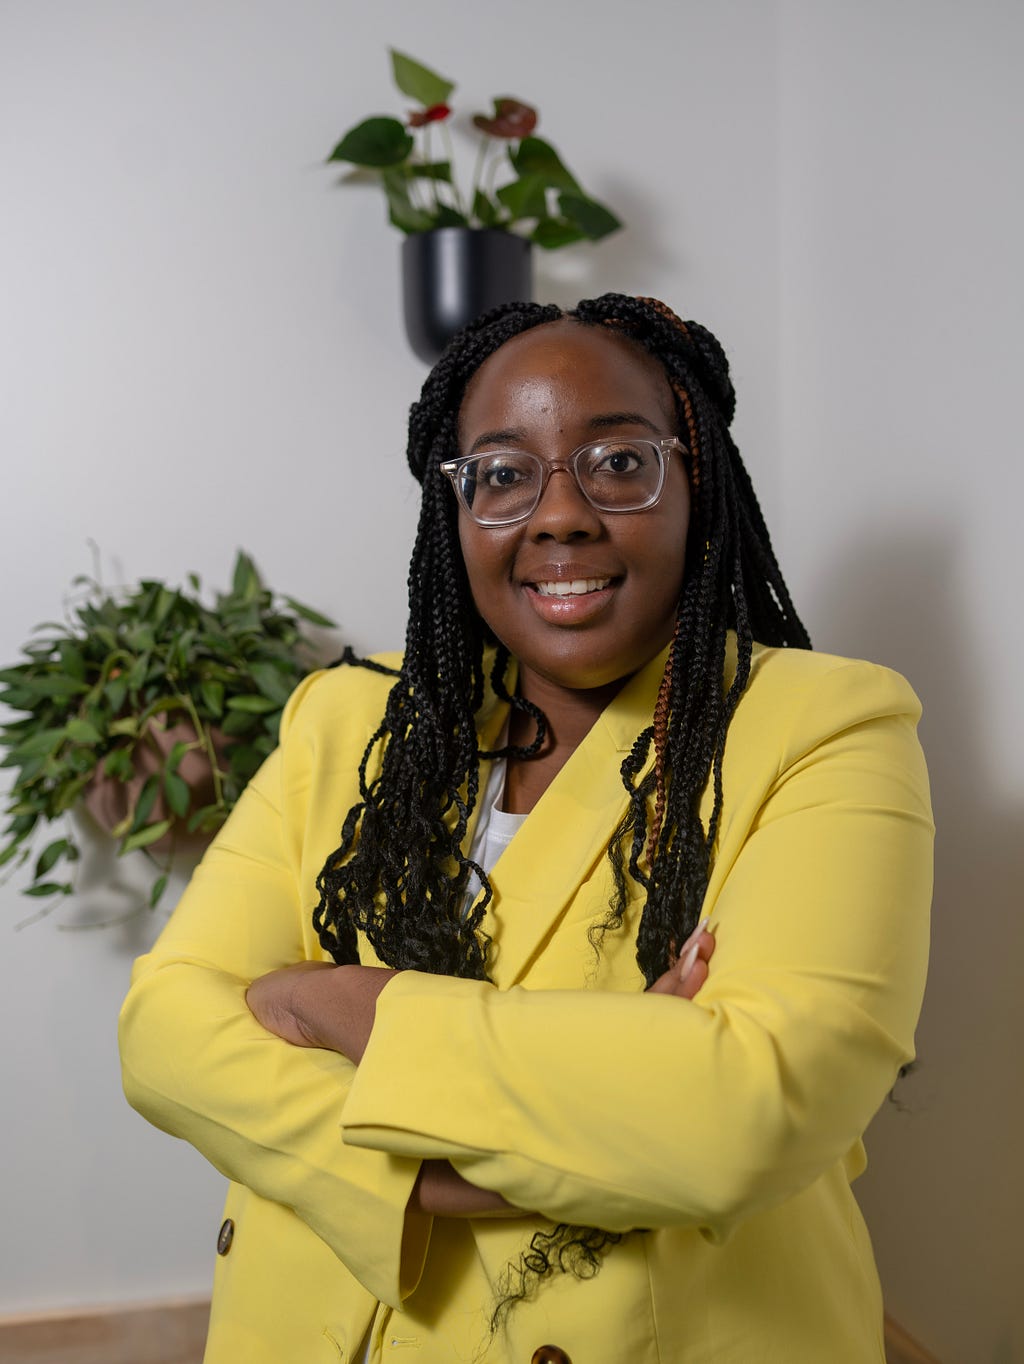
xmin=444 ymin=123 xmax=466 ymax=217
xmin=425 ymin=126 xmax=441 ymax=214
xmin=485 ymin=144 xmax=504 ymax=202
xmin=179 ymin=691 xmax=225 ymax=811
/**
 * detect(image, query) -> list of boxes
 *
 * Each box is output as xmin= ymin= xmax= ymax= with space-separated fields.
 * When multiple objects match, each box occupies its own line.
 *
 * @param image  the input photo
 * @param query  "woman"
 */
xmin=119 ymin=294 xmax=933 ymax=1363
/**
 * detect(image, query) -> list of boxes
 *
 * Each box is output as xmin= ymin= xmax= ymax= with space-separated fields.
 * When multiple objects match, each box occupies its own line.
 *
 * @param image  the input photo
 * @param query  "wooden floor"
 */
xmin=0 ymin=1298 xmax=210 ymax=1364
xmin=0 ymin=1299 xmax=941 ymax=1363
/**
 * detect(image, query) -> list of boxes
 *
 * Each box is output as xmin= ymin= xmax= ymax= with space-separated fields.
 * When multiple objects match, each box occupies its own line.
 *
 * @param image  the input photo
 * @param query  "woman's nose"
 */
xmin=527 ymin=467 xmax=603 ymax=540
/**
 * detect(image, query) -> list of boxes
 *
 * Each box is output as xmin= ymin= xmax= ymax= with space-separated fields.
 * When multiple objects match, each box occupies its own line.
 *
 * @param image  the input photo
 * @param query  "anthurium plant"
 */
xmin=0 ymin=552 xmax=335 ymax=914
xmin=328 ymin=49 xmax=622 ymax=249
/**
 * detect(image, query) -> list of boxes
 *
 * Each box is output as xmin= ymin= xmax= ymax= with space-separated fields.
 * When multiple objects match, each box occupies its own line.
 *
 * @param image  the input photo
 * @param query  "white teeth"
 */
xmin=534 ymin=578 xmax=611 ymax=597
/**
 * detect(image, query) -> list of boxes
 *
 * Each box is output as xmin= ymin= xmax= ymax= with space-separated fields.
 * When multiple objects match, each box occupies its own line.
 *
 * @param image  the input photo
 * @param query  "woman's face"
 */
xmin=455 ymin=320 xmax=691 ymax=698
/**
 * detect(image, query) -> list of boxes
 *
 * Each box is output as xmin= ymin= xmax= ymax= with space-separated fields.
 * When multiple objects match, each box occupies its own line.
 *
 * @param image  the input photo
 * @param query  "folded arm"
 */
xmin=339 ymin=662 xmax=933 ymax=1239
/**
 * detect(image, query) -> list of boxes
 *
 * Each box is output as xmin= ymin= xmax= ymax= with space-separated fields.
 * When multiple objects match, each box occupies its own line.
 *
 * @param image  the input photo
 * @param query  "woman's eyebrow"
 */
xmin=467 ymin=427 xmax=528 ymax=453
xmin=588 ymin=410 xmax=661 ymax=433
xmin=466 ymin=412 xmax=661 ymax=454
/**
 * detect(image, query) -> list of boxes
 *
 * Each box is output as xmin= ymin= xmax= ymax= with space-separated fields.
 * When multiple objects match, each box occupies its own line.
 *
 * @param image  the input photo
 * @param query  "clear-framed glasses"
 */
xmin=440 ymin=437 xmax=686 ymax=527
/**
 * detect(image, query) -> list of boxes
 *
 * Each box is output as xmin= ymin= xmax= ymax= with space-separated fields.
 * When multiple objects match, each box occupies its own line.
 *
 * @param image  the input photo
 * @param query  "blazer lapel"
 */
xmin=476 ymin=646 xmax=670 ymax=987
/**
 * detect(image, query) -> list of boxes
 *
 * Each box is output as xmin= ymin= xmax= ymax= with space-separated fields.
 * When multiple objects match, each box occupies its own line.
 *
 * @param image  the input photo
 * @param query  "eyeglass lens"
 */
xmin=458 ymin=441 xmax=664 ymax=523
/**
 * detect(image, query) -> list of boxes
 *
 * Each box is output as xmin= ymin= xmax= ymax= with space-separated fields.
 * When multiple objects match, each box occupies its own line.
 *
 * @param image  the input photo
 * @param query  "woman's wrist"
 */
xmin=412 ymin=1159 xmax=523 ymax=1219
xmin=292 ymin=963 xmax=398 ymax=1061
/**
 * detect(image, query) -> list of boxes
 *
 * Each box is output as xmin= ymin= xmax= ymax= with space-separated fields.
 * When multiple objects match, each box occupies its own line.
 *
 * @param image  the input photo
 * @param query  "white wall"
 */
xmin=1 ymin=3 xmax=1020 ymax=1360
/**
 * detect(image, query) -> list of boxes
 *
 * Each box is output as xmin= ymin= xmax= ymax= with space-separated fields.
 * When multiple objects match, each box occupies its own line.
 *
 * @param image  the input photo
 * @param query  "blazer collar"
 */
xmin=469 ymin=644 xmax=673 ymax=986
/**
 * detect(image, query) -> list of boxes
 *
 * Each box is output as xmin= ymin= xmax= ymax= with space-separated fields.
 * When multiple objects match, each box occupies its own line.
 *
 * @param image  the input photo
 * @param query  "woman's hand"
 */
xmin=411 ymin=1159 xmax=525 ymax=1219
xmin=246 ymin=962 xmax=398 ymax=1062
xmin=647 ymin=918 xmax=715 ymax=1000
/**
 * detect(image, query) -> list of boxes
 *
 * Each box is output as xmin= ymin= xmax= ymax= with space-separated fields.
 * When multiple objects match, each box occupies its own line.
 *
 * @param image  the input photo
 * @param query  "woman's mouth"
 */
xmin=533 ymin=577 xmax=612 ymax=597
xmin=523 ymin=577 xmax=619 ymax=624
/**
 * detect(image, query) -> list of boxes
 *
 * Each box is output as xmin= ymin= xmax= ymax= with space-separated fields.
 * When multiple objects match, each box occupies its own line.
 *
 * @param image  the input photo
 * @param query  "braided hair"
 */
xmin=312 ymin=293 xmax=810 ymax=1319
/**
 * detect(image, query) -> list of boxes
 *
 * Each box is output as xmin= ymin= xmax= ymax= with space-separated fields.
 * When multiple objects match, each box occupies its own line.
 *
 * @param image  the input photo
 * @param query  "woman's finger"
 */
xmin=647 ymin=927 xmax=715 ymax=998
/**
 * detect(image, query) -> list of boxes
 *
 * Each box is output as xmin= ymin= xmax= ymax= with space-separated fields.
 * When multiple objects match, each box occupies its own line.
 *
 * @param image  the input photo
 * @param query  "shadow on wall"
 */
xmin=807 ymin=522 xmax=1024 ymax=1360
xmin=20 ymin=810 xmax=206 ymax=961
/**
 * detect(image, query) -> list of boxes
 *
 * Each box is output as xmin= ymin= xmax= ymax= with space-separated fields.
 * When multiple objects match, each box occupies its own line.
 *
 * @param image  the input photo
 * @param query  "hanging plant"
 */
xmin=0 ymin=552 xmax=335 ymax=915
xmin=327 ymin=49 xmax=622 ymax=248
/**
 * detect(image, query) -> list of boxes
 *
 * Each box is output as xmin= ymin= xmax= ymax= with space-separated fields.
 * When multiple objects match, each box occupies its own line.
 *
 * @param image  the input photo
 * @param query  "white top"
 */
xmin=462 ymin=755 xmax=528 ymax=910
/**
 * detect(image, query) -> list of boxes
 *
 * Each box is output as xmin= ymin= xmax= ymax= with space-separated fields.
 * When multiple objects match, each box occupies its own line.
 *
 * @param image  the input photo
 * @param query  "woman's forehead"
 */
xmin=458 ymin=320 xmax=675 ymax=436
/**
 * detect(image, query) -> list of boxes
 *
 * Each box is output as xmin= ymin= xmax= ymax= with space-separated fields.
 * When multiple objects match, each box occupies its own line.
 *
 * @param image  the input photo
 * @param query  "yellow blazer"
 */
xmin=119 ymin=641 xmax=932 ymax=1363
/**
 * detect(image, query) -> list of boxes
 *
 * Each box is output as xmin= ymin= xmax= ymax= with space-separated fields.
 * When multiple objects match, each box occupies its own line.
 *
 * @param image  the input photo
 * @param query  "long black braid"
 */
xmin=312 ymin=293 xmax=810 ymax=1322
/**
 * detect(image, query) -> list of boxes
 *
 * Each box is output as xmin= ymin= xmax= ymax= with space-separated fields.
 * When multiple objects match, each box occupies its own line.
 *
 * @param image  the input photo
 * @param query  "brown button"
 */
xmin=531 ymin=1348 xmax=571 ymax=1364
xmin=216 ymin=1218 xmax=235 ymax=1255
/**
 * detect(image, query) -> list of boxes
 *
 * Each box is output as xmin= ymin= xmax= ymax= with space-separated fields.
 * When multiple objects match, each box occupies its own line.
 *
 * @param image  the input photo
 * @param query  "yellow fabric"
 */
xmin=119 ymin=642 xmax=932 ymax=1363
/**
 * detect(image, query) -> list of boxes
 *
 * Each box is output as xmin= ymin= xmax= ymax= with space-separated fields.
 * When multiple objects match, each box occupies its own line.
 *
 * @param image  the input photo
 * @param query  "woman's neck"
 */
xmin=501 ymin=667 xmax=627 ymax=815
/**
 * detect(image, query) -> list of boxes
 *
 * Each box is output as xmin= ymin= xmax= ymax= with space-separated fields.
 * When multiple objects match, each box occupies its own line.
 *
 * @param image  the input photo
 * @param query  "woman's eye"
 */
xmin=480 ymin=461 xmax=528 ymax=489
xmin=594 ymin=444 xmax=645 ymax=475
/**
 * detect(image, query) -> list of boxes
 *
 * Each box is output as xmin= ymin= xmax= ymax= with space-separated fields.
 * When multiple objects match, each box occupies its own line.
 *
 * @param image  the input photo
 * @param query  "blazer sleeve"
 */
xmin=117 ymin=671 xmax=429 ymax=1309
xmin=340 ymin=658 xmax=933 ymax=1241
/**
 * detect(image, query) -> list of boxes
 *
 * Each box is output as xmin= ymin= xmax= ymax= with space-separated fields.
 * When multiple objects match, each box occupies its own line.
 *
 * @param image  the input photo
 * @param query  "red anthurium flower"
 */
xmin=472 ymin=98 xmax=538 ymax=139
xmin=407 ymin=103 xmax=452 ymax=128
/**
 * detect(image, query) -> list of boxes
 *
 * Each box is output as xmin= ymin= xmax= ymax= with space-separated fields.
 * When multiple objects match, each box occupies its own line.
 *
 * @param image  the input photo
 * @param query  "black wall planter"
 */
xmin=402 ymin=227 xmax=533 ymax=365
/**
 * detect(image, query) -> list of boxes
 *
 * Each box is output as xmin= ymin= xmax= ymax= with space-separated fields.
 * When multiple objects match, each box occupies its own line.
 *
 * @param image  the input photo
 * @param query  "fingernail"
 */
xmin=679 ymin=942 xmax=700 ymax=978
xmin=680 ymin=917 xmax=710 ymax=954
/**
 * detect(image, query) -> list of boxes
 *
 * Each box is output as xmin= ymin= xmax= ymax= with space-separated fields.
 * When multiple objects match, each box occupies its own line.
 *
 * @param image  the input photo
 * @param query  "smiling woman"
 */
xmin=119 ymin=294 xmax=933 ymax=1364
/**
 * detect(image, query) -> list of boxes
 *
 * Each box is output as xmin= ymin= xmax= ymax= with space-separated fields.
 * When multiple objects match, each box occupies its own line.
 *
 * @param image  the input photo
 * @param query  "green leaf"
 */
xmin=496 ymin=175 xmax=549 ymax=222
xmin=35 ymin=838 xmax=70 ymax=878
xmin=53 ymin=772 xmax=92 ymax=814
xmin=187 ymin=803 xmax=226 ymax=835
xmin=225 ymin=744 xmax=264 ymax=782
xmin=152 ymin=586 xmax=177 ymax=629
xmin=472 ymin=189 xmax=500 ymax=227
xmin=65 ymin=718 xmax=103 ymax=745
xmin=282 ymin=596 xmax=336 ymax=628
xmin=105 ymin=675 xmax=128 ymax=712
xmin=381 ymin=168 xmax=434 ymax=233
xmin=231 ymin=551 xmax=261 ymax=600
xmin=165 ymin=740 xmax=191 ymax=775
xmin=149 ymin=873 xmax=169 ymax=908
xmin=6 ymin=727 xmax=67 ymax=761
xmin=0 ymin=841 xmax=30 ymax=869
xmin=0 ymin=688 xmax=37 ymax=711
xmin=531 ymin=217 xmax=587 ymax=249
xmin=389 ymin=50 xmax=454 ymax=107
xmin=58 ymin=642 xmax=87 ymax=681
xmin=433 ymin=204 xmax=469 ymax=227
xmin=163 ymin=770 xmax=191 ymax=820
xmin=558 ymin=191 xmax=621 ymax=240
xmin=250 ymin=662 xmax=294 ymax=706
xmin=406 ymin=161 xmax=453 ymax=182
xmin=103 ymin=748 xmax=134 ymax=781
xmin=131 ymin=775 xmax=160 ymax=831
xmin=328 ymin=117 xmax=413 ymax=169
xmin=511 ymin=137 xmax=581 ymax=194
xmin=4 ymin=674 xmax=86 ymax=699
xmin=126 ymin=652 xmax=151 ymax=694
xmin=120 ymin=819 xmax=172 ymax=855
xmin=199 ymin=678 xmax=225 ymax=717
xmin=220 ymin=710 xmax=257 ymax=738
xmin=108 ymin=716 xmax=140 ymax=738
xmin=225 ymin=694 xmax=278 ymax=714
xmin=24 ymin=881 xmax=72 ymax=898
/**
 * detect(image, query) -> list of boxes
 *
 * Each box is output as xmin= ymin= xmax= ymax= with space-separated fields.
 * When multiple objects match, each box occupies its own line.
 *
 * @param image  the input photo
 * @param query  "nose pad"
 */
xmin=528 ymin=468 xmax=602 ymax=538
